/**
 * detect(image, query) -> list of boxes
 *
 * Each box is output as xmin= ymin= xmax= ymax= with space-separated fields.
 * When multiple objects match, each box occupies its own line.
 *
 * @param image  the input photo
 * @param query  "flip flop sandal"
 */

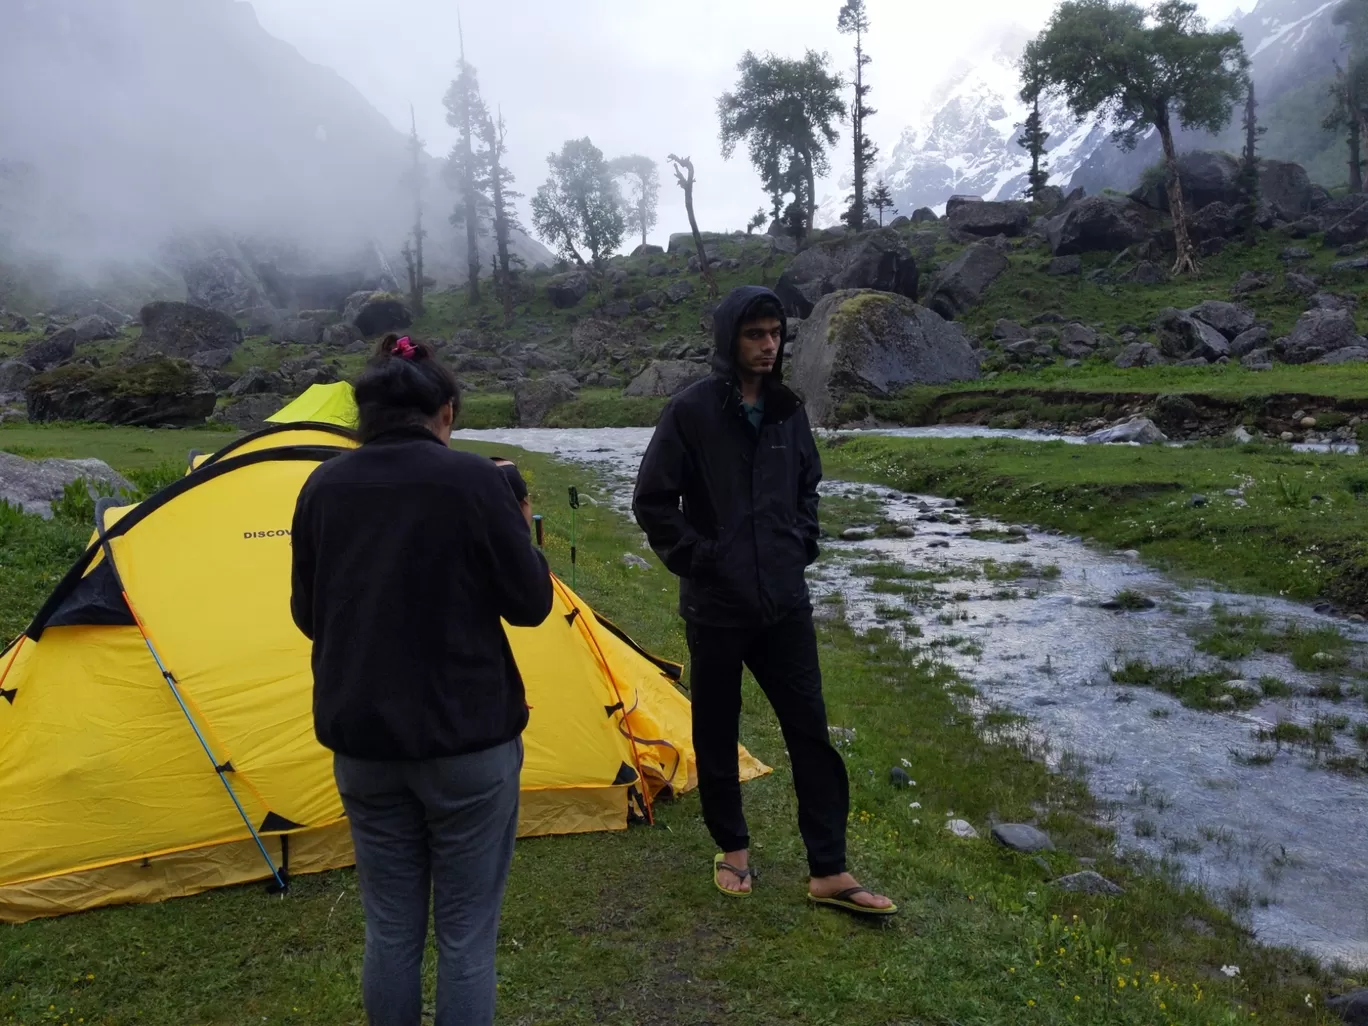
xmin=713 ymin=853 xmax=756 ymax=898
xmin=807 ymin=886 xmax=898 ymax=917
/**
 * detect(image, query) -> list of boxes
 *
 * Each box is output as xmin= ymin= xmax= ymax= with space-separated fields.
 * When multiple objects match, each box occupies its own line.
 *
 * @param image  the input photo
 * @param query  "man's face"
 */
xmin=736 ymin=316 xmax=783 ymax=377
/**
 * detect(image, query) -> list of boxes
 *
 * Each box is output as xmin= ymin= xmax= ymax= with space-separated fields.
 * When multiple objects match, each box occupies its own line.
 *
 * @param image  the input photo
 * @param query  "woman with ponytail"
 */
xmin=290 ymin=333 xmax=552 ymax=1026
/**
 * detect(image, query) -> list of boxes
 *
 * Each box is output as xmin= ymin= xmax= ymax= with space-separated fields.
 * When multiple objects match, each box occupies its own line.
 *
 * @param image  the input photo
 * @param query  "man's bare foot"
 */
xmin=809 ymin=871 xmax=893 ymax=910
xmin=716 ymin=849 xmax=753 ymax=894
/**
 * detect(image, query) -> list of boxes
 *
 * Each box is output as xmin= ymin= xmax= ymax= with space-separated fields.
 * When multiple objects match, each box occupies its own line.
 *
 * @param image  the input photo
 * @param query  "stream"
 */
xmin=454 ymin=425 xmax=1368 ymax=968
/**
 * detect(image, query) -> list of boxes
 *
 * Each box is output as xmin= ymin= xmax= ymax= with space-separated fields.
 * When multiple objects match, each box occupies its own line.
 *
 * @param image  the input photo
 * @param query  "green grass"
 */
xmin=821 ymin=434 xmax=1368 ymax=611
xmin=1110 ymin=659 xmax=1261 ymax=711
xmin=1193 ymin=607 xmax=1358 ymax=671
xmin=0 ymin=425 xmax=1348 ymax=1025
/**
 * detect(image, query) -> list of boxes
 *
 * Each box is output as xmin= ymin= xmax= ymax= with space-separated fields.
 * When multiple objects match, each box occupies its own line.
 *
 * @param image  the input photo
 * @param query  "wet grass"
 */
xmin=0 ymin=425 xmax=1354 ymax=1025
xmin=1193 ymin=606 xmax=1357 ymax=672
xmin=1110 ymin=660 xmax=1262 ymax=712
xmin=1108 ymin=589 xmax=1156 ymax=611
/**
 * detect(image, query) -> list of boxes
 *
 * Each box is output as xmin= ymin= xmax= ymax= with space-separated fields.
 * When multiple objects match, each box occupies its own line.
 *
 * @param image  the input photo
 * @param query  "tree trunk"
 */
xmin=1352 ymin=115 xmax=1365 ymax=194
xmin=684 ymin=184 xmax=718 ymax=299
xmin=852 ymin=39 xmax=864 ymax=228
xmin=1159 ymin=121 xmax=1198 ymax=276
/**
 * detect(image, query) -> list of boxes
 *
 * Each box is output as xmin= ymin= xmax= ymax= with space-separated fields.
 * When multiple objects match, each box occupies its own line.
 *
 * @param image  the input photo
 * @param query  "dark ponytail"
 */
xmin=353 ymin=333 xmax=462 ymax=443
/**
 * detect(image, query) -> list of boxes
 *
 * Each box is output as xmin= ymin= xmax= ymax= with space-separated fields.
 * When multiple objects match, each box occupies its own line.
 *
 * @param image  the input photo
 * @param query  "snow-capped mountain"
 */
xmin=819 ymin=0 xmax=1346 ymax=222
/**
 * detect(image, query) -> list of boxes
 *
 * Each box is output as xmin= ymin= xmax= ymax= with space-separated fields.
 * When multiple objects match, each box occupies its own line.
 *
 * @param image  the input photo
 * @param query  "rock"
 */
xmin=631 ymin=243 xmax=665 ymax=258
xmin=52 ymin=315 xmax=118 ymax=346
xmin=1059 ymin=324 xmax=1099 ymax=349
xmin=271 ymin=316 xmax=324 ymax=345
xmin=1284 ymin=272 xmax=1320 ymax=297
xmin=1229 ymin=327 xmax=1270 ymax=358
xmin=1046 ymin=196 xmax=1156 ymax=256
xmin=1054 ymin=871 xmax=1125 ymax=897
xmin=991 ymin=823 xmax=1055 ymax=853
xmin=1113 ymin=342 xmax=1163 ymax=369
xmin=944 ymin=195 xmax=982 ymax=216
xmin=1260 ymin=160 xmax=1313 ymax=219
xmin=925 ymin=243 xmax=1008 ymax=320
xmin=1280 ymin=246 xmax=1312 ymax=262
xmin=1119 ymin=261 xmax=1168 ymax=285
xmin=948 ymin=199 xmax=1029 ymax=237
xmin=1155 ymin=307 xmax=1230 ymax=361
xmin=1152 ymin=394 xmax=1200 ymax=435
xmin=888 ymin=766 xmax=912 ymax=788
xmin=840 ymin=527 xmax=876 ymax=541
xmin=1188 ymin=301 xmax=1255 ymax=340
xmin=621 ymin=553 xmax=651 ymax=570
xmin=788 ymin=290 xmax=980 ymax=426
xmin=993 ymin=319 xmax=1029 ymax=342
xmin=188 ymin=348 xmax=234 ymax=371
xmin=645 ymin=263 xmax=668 ymax=278
xmin=0 ymin=451 xmax=134 ymax=519
xmin=603 ymin=300 xmax=632 ymax=318
xmin=137 ymin=301 xmax=243 ymax=358
xmin=1085 ymin=417 xmax=1167 ymax=445
xmin=1189 ymin=201 xmax=1239 ymax=241
xmin=1046 ymin=255 xmax=1082 ymax=275
xmin=546 ymin=272 xmax=591 ymax=310
xmin=1327 ymin=988 xmax=1368 ymax=1025
xmin=351 ymin=294 xmax=413 ymax=337
xmin=321 ymin=322 xmax=364 ymax=348
xmin=513 ymin=376 xmax=578 ymax=427
xmin=1241 ymin=347 xmax=1273 ymax=370
xmin=0 ymin=360 xmax=36 ymax=395
xmin=227 ymin=366 xmax=288 ymax=398
xmin=1231 ymin=270 xmax=1271 ymax=296
xmin=911 ymin=207 xmax=938 ymax=223
xmin=212 ymin=394 xmax=285 ymax=431
xmin=19 ymin=334 xmax=75 ymax=373
xmin=1233 ymin=426 xmax=1254 ymax=443
xmin=25 ymin=357 xmax=217 ymax=427
xmin=1310 ymin=292 xmax=1358 ymax=312
xmin=1132 ymin=150 xmax=1240 ymax=211
xmin=634 ymin=290 xmax=666 ymax=312
xmin=945 ymin=819 xmax=979 ymax=839
xmin=623 ymin=360 xmax=710 ymax=398
xmin=1006 ymin=339 xmax=1054 ymax=360
xmin=182 ymin=248 xmax=272 ymax=315
xmin=1276 ymin=308 xmax=1364 ymax=364
xmin=1324 ymin=199 xmax=1368 ymax=246
xmin=774 ymin=228 xmax=918 ymax=319
xmin=665 ymin=279 xmax=695 ymax=303
xmin=1189 ymin=493 xmax=1208 ymax=507
xmin=1314 ymin=346 xmax=1368 ymax=365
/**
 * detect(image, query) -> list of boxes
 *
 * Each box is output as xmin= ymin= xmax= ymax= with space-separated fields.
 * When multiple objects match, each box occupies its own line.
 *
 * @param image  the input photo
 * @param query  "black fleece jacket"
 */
xmin=632 ymin=285 xmax=822 ymax=627
xmin=290 ymin=427 xmax=552 ymax=760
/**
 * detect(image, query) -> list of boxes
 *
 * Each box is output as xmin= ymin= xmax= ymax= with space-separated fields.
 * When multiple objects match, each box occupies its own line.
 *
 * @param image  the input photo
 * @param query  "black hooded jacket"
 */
xmin=632 ymin=285 xmax=822 ymax=627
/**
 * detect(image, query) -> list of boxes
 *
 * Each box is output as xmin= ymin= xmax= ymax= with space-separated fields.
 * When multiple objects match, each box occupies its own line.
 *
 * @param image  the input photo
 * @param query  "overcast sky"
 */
xmin=249 ymin=0 xmax=1241 ymax=248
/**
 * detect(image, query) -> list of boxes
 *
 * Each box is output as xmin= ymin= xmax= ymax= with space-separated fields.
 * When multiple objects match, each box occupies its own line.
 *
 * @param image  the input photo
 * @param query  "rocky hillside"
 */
xmin=828 ymin=0 xmax=1347 ymax=217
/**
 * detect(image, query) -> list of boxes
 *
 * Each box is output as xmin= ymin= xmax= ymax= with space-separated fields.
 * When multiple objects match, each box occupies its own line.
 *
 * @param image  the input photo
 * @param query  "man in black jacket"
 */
xmin=633 ymin=285 xmax=894 ymax=915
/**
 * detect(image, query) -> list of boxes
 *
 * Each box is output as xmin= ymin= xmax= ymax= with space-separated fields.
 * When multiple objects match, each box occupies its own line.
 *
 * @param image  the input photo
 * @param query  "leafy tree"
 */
xmin=667 ymin=154 xmax=719 ymax=298
xmin=1235 ymin=80 xmax=1266 ymax=238
xmin=530 ymin=138 xmax=625 ymax=270
xmin=402 ymin=104 xmax=427 ymax=316
xmin=868 ymin=179 xmax=897 ymax=225
xmin=1023 ymin=0 xmax=1248 ymax=275
xmin=718 ymin=50 xmax=845 ymax=241
xmin=443 ymin=22 xmax=490 ymax=302
xmin=608 ymin=155 xmax=660 ymax=249
xmin=483 ymin=106 xmax=523 ymax=325
xmin=1324 ymin=63 xmax=1366 ymax=192
xmin=747 ymin=208 xmax=768 ymax=234
xmin=838 ymin=0 xmax=878 ymax=230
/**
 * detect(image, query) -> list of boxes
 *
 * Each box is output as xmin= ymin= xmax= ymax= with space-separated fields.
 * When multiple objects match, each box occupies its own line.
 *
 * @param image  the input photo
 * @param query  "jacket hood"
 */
xmin=710 ymin=285 xmax=788 ymax=380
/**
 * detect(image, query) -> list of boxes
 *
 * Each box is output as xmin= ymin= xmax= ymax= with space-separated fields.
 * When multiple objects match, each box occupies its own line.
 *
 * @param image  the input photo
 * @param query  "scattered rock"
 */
xmin=1241 ymin=348 xmax=1274 ymax=370
xmin=1260 ymin=160 xmax=1313 ymax=219
xmin=19 ymin=334 xmax=75 ymax=373
xmin=992 ymin=319 xmax=1030 ymax=342
xmin=634 ymin=289 xmax=666 ymax=312
xmin=788 ymin=290 xmax=980 ymax=426
xmin=665 ymin=279 xmax=696 ymax=303
xmin=925 ymin=243 xmax=1009 ymax=320
xmin=1326 ymin=988 xmax=1368 ymax=1025
xmin=188 ymin=348 xmax=234 ymax=371
xmin=1230 ymin=270 xmax=1271 ymax=296
xmin=227 ymin=366 xmax=287 ymax=397
xmin=1085 ymin=417 xmax=1167 ymax=445
xmin=631 ymin=243 xmax=665 ymax=258
xmin=1314 ymin=346 xmax=1368 ymax=365
xmin=948 ymin=199 xmax=1029 ymax=237
xmin=1230 ymin=326 xmax=1270 ymax=358
xmin=25 ymin=357 xmax=217 ymax=426
xmin=212 ymin=394 xmax=285 ymax=431
xmin=1045 ymin=255 xmax=1082 ymax=275
xmin=945 ymin=819 xmax=979 ymax=839
xmin=513 ymin=376 xmax=578 ymax=427
xmin=840 ymin=527 xmax=876 ymax=541
xmin=1332 ymin=257 xmax=1368 ymax=275
xmin=1279 ymin=246 xmax=1312 ymax=262
xmin=1113 ymin=342 xmax=1163 ymax=369
xmin=321 ymin=322 xmax=364 ymax=349
xmin=991 ymin=823 xmax=1055 ymax=853
xmin=911 ymin=207 xmax=938 ymax=223
xmin=271 ymin=316 xmax=324 ymax=345
xmin=894 ymin=525 xmax=917 ymax=538
xmin=1155 ymin=307 xmax=1229 ymax=361
xmin=1045 ymin=196 xmax=1156 ymax=256
xmin=623 ymin=360 xmax=710 ymax=398
xmin=546 ymin=272 xmax=591 ymax=310
xmin=1310 ymin=291 xmax=1358 ymax=313
xmin=1189 ymin=493 xmax=1208 ymax=507
xmin=0 ymin=360 xmax=37 ymax=395
xmin=350 ymin=294 xmax=413 ymax=337
xmin=1188 ymin=300 xmax=1255 ymax=340
xmin=774 ymin=228 xmax=919 ymax=319
xmin=1054 ymin=871 xmax=1125 ymax=896
xmin=1152 ymin=394 xmax=1200 ymax=435
xmin=1276 ymin=308 xmax=1365 ymax=364
xmin=1120 ymin=261 xmax=1168 ymax=285
xmin=1232 ymin=426 xmax=1254 ymax=443
xmin=889 ymin=766 xmax=912 ymax=788
xmin=137 ymin=301 xmax=243 ymax=358
xmin=0 ymin=451 xmax=134 ymax=519
xmin=621 ymin=553 xmax=651 ymax=570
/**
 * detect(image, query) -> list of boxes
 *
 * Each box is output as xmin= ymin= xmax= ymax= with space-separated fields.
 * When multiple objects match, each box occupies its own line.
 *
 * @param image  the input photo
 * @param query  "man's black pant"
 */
xmin=685 ymin=609 xmax=849 ymax=877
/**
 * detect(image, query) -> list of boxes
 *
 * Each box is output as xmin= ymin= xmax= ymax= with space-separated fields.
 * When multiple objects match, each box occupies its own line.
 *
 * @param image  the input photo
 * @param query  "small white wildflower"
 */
xmin=1305 ymin=994 xmax=1314 ymax=1008
xmin=900 ymin=758 xmax=911 ymax=768
xmin=1220 ymin=965 xmax=1240 ymax=978
xmin=909 ymin=802 xmax=921 ymax=809
xmin=912 ymin=818 xmax=920 ymax=825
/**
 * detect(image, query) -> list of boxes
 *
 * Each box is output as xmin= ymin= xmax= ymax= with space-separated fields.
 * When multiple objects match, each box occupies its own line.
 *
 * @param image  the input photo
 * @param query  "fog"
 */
xmin=0 ymin=0 xmax=1240 ymax=298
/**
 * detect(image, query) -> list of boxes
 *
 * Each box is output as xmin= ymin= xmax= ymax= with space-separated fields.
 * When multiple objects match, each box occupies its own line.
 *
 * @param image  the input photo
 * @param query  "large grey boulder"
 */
xmin=1188 ymin=300 xmax=1256 ymax=340
xmin=1259 ymin=160 xmax=1313 ymax=220
xmin=1045 ymin=196 xmax=1155 ymax=256
xmin=25 ymin=357 xmax=217 ymax=426
xmin=51 ymin=315 xmax=118 ymax=346
xmin=1230 ymin=327 xmax=1270 ymax=357
xmin=1155 ymin=307 xmax=1230 ymax=361
xmin=20 ymin=334 xmax=76 ymax=372
xmin=227 ymin=366 xmax=289 ymax=397
xmin=0 ymin=360 xmax=36 ymax=395
xmin=1327 ymin=987 xmax=1368 ymax=1025
xmin=774 ymin=228 xmax=918 ymax=319
xmin=911 ymin=207 xmax=938 ymax=223
xmin=137 ymin=301 xmax=243 ymax=358
xmin=351 ymin=294 xmax=412 ymax=337
xmin=321 ymin=322 xmax=364 ymax=348
xmin=925 ymin=244 xmax=1008 ymax=320
xmin=948 ymin=199 xmax=1029 ymax=237
xmin=546 ymin=272 xmax=591 ymax=309
xmin=0 ymin=451 xmax=134 ymax=519
xmin=1323 ymin=198 xmax=1368 ymax=247
xmin=272 ymin=316 xmax=325 ymax=345
xmin=1085 ymin=417 xmax=1167 ymax=444
xmin=1315 ymin=346 xmax=1368 ymax=364
xmin=213 ymin=394 xmax=285 ymax=432
xmin=991 ymin=823 xmax=1055 ymax=852
xmin=1114 ymin=342 xmax=1162 ymax=369
xmin=1275 ymin=308 xmax=1365 ymax=364
xmin=513 ymin=376 xmax=578 ymax=427
xmin=1131 ymin=150 xmax=1240 ymax=211
xmin=183 ymin=249 xmax=272 ymax=316
xmin=665 ymin=279 xmax=696 ymax=303
xmin=623 ymin=360 xmax=710 ymax=398
xmin=788 ymin=290 xmax=980 ymax=426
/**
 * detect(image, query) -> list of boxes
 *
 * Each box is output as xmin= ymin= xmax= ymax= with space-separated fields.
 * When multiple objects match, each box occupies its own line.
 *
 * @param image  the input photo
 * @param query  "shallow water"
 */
xmin=452 ymin=426 xmax=1368 ymax=966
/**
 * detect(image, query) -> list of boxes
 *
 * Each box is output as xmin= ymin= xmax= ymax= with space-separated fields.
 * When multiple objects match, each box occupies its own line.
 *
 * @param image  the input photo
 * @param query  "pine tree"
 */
xmin=402 ymin=104 xmax=426 ymax=317
xmin=1016 ymin=91 xmax=1051 ymax=201
xmin=868 ymin=179 xmax=896 ymax=225
xmin=1235 ymin=79 xmax=1265 ymax=239
xmin=483 ymin=107 xmax=523 ymax=325
xmin=838 ymin=0 xmax=877 ymax=230
xmin=1324 ymin=63 xmax=1364 ymax=192
xmin=443 ymin=17 xmax=490 ymax=303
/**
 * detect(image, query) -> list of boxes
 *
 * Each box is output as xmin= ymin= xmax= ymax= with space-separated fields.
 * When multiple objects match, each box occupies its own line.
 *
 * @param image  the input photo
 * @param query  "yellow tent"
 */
xmin=265 ymin=381 xmax=358 ymax=428
xmin=0 ymin=423 xmax=767 ymax=923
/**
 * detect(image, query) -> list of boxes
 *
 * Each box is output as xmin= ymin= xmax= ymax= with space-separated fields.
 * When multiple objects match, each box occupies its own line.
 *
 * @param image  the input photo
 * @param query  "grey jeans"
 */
xmin=334 ymin=738 xmax=522 ymax=1026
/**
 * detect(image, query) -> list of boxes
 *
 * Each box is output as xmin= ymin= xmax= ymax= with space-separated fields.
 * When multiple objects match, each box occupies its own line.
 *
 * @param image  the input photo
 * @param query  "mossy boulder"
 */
xmin=136 ymin=301 xmax=243 ymax=358
xmin=788 ymin=290 xmax=980 ymax=427
xmin=25 ymin=356 xmax=217 ymax=426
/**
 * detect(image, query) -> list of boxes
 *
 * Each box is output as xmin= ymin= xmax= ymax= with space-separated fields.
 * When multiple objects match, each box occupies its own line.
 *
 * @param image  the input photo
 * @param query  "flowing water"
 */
xmin=454 ymin=425 xmax=1368 ymax=967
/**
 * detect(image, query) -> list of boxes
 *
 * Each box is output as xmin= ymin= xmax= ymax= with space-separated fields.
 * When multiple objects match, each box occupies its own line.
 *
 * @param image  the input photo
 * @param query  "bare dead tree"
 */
xmin=667 ymin=153 xmax=718 ymax=299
